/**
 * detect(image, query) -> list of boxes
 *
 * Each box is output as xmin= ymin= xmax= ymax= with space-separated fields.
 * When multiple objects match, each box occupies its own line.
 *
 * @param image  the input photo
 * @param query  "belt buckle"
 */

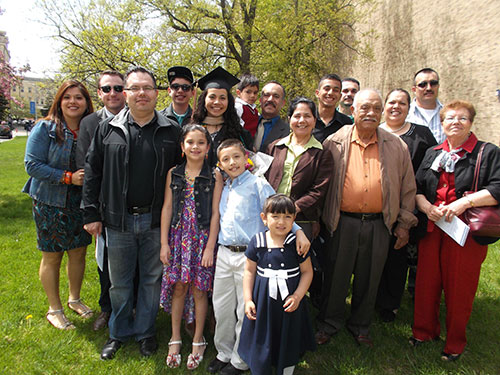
xmin=131 ymin=206 xmax=140 ymax=216
xmin=361 ymin=213 xmax=369 ymax=221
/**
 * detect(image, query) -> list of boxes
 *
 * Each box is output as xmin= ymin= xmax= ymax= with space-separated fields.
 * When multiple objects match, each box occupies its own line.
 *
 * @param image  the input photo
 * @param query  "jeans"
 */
xmin=106 ymin=213 xmax=162 ymax=341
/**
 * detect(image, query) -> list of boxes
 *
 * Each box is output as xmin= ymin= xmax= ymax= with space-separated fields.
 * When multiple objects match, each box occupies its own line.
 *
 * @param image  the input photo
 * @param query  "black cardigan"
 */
xmin=415 ymin=136 xmax=500 ymax=244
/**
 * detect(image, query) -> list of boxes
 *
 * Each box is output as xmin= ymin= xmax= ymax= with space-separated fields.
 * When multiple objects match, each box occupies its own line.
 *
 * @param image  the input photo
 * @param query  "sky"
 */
xmin=0 ymin=0 xmax=60 ymax=78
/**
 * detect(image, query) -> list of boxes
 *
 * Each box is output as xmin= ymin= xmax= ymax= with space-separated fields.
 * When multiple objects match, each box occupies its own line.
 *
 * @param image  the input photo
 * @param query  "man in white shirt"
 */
xmin=406 ymin=68 xmax=443 ymax=143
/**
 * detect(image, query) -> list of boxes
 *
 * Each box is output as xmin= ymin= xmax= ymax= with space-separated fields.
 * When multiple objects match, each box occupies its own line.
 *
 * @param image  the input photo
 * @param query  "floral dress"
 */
xmin=160 ymin=174 xmax=215 ymax=323
xmin=32 ymin=139 xmax=91 ymax=252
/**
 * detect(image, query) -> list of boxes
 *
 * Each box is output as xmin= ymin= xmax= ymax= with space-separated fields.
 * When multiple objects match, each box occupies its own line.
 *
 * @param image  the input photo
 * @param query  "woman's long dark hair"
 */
xmin=191 ymin=88 xmax=243 ymax=140
xmin=46 ymin=80 xmax=94 ymax=144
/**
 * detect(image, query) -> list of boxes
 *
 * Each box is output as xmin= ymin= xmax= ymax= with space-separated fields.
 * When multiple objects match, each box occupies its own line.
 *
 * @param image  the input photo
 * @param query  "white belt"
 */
xmin=257 ymin=266 xmax=300 ymax=300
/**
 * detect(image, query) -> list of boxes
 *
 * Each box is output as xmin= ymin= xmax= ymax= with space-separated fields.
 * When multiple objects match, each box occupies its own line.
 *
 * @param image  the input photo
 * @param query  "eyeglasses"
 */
xmin=416 ymin=80 xmax=439 ymax=89
xmin=170 ymin=83 xmax=192 ymax=92
xmin=444 ymin=116 xmax=470 ymax=124
xmin=99 ymin=85 xmax=124 ymax=93
xmin=124 ymin=86 xmax=156 ymax=93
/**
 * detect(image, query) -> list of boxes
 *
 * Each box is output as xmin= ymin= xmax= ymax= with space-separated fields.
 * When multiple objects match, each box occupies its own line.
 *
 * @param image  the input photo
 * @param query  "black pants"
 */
xmin=317 ymin=213 xmax=390 ymax=336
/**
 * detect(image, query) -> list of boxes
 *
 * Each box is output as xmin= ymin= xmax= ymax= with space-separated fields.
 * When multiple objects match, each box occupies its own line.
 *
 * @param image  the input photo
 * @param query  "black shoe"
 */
xmin=101 ymin=339 xmax=122 ymax=360
xmin=207 ymin=357 xmax=229 ymax=373
xmin=220 ymin=363 xmax=245 ymax=375
xmin=379 ymin=309 xmax=396 ymax=323
xmin=138 ymin=336 xmax=158 ymax=357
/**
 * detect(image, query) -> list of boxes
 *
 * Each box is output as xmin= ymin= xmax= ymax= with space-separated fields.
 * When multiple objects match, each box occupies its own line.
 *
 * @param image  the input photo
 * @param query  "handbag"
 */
xmin=462 ymin=143 xmax=500 ymax=240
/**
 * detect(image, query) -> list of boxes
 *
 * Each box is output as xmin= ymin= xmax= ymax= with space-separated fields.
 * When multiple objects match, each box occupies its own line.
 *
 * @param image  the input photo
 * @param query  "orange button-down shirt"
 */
xmin=340 ymin=127 xmax=383 ymax=213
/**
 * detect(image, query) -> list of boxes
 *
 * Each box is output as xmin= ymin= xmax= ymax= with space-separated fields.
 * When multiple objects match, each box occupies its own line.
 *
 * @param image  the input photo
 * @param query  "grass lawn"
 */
xmin=1 ymin=136 xmax=499 ymax=374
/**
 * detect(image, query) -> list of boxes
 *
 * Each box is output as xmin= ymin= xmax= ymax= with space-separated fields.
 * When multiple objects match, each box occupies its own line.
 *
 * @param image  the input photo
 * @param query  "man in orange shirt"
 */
xmin=316 ymin=89 xmax=417 ymax=347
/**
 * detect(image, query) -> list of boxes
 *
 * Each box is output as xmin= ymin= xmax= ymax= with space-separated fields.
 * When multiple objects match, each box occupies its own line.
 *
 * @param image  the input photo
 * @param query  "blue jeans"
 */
xmin=106 ymin=213 xmax=162 ymax=341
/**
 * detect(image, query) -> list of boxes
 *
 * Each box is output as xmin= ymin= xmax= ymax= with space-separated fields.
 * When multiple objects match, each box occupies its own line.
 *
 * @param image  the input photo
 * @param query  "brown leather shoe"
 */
xmin=93 ymin=311 xmax=111 ymax=331
xmin=315 ymin=330 xmax=332 ymax=345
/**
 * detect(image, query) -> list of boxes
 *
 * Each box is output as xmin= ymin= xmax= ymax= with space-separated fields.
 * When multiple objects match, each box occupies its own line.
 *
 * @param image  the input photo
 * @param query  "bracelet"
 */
xmin=64 ymin=171 xmax=72 ymax=185
xmin=467 ymin=196 xmax=474 ymax=207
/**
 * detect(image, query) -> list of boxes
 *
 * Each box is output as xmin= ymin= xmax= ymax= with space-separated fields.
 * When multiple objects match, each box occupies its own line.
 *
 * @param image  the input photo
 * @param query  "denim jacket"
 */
xmin=170 ymin=160 xmax=215 ymax=230
xmin=22 ymin=120 xmax=75 ymax=208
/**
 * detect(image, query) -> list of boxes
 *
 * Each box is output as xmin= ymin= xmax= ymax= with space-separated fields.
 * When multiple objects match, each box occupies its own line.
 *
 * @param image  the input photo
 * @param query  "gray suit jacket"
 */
xmin=259 ymin=118 xmax=290 ymax=153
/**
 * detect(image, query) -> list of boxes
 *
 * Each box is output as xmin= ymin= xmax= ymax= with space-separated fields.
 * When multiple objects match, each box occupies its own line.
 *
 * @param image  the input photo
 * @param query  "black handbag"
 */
xmin=462 ymin=143 xmax=500 ymax=244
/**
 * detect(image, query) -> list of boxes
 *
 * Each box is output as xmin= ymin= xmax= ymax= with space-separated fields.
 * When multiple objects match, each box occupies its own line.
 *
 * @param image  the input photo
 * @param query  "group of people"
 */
xmin=22 ymin=64 xmax=500 ymax=374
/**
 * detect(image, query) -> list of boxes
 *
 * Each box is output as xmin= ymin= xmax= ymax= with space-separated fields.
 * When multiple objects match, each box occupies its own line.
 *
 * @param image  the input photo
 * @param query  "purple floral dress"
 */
xmin=160 ymin=176 xmax=215 ymax=323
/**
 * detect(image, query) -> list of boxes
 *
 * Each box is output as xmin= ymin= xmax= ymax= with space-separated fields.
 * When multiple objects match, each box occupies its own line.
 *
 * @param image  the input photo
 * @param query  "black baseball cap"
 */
xmin=167 ymin=66 xmax=194 ymax=84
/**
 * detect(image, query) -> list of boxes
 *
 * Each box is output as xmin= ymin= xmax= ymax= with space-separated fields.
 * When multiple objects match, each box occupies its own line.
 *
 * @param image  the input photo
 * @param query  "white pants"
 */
xmin=213 ymin=245 xmax=248 ymax=370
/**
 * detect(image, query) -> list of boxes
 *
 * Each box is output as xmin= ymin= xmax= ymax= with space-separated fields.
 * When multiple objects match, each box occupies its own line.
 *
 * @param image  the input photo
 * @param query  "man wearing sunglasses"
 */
xmin=160 ymin=66 xmax=194 ymax=127
xmin=407 ymin=68 xmax=443 ymax=143
xmin=76 ymin=70 xmax=128 ymax=332
xmin=76 ymin=70 xmax=126 ymax=169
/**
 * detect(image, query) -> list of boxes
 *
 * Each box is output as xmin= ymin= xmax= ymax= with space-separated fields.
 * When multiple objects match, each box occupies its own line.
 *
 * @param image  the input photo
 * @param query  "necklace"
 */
xmin=386 ymin=121 xmax=408 ymax=133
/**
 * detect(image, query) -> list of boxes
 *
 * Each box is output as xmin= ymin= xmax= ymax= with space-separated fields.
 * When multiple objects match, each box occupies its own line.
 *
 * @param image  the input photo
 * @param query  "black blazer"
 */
xmin=76 ymin=108 xmax=112 ymax=169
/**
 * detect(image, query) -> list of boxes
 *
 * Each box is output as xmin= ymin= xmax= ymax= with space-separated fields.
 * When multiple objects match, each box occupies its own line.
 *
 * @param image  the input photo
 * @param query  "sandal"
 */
xmin=166 ymin=340 xmax=182 ymax=369
xmin=46 ymin=309 xmax=75 ymax=330
xmin=441 ymin=351 xmax=461 ymax=362
xmin=409 ymin=336 xmax=440 ymax=347
xmin=68 ymin=299 xmax=94 ymax=319
xmin=187 ymin=337 xmax=208 ymax=370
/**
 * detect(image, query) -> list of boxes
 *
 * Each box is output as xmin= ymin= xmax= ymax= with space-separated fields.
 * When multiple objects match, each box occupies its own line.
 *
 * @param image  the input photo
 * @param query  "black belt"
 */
xmin=341 ymin=211 xmax=382 ymax=221
xmin=128 ymin=206 xmax=151 ymax=215
xmin=225 ymin=245 xmax=247 ymax=253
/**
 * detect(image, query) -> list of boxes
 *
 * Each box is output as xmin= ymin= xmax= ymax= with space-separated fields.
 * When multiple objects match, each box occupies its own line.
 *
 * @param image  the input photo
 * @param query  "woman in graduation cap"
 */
xmin=192 ymin=67 xmax=253 ymax=167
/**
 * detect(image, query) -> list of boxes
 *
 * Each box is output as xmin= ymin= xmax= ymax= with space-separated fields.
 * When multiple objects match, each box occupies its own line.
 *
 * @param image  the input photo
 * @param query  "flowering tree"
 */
xmin=0 ymin=7 xmax=30 ymax=119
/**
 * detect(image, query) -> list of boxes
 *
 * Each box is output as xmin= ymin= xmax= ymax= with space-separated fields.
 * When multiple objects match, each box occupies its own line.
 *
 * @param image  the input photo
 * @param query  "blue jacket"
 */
xmin=22 ymin=120 xmax=75 ymax=207
xmin=170 ymin=160 xmax=215 ymax=230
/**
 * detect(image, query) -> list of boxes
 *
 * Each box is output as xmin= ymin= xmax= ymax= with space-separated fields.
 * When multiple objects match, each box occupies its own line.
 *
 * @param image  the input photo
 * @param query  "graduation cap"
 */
xmin=196 ymin=67 xmax=240 ymax=91
xmin=167 ymin=66 xmax=194 ymax=84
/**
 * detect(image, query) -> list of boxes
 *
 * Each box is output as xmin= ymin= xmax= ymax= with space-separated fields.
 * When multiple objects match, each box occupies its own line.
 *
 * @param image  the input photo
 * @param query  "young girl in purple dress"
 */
xmin=160 ymin=124 xmax=223 ymax=370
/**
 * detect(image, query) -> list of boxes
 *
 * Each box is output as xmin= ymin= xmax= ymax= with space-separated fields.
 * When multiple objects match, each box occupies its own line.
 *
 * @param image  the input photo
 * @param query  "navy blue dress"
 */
xmin=238 ymin=232 xmax=316 ymax=375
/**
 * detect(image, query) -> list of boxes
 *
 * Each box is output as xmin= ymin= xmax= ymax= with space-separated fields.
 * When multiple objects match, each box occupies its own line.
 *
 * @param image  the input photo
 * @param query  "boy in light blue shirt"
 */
xmin=207 ymin=139 xmax=309 ymax=375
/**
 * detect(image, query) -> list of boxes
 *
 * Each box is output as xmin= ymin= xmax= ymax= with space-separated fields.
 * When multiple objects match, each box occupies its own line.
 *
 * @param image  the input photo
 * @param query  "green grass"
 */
xmin=1 ymin=137 xmax=499 ymax=374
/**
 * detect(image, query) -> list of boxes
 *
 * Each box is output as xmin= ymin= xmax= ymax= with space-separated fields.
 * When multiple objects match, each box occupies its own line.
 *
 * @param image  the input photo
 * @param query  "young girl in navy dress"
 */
xmin=238 ymin=194 xmax=315 ymax=375
xmin=160 ymin=124 xmax=223 ymax=370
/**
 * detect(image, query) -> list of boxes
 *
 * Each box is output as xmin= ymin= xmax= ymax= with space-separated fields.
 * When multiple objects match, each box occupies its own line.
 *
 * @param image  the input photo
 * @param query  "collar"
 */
xmin=351 ymin=126 xmax=378 ymax=145
xmin=316 ymin=108 xmax=344 ymax=127
xmin=226 ymin=169 xmax=252 ymax=187
xmin=127 ymin=111 xmax=157 ymax=127
xmin=259 ymin=115 xmax=280 ymax=126
xmin=435 ymin=132 xmax=478 ymax=153
xmin=235 ymin=97 xmax=257 ymax=109
xmin=276 ymin=133 xmax=323 ymax=150
xmin=411 ymin=98 xmax=443 ymax=113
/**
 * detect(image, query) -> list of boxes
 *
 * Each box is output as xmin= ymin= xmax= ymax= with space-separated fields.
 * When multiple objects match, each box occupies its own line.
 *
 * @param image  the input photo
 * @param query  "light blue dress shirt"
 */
xmin=406 ymin=99 xmax=444 ymax=144
xmin=219 ymin=170 xmax=300 ymax=246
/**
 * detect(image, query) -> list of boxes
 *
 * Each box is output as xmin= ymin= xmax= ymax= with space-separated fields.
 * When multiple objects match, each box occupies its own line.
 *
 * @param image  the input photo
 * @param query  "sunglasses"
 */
xmin=170 ymin=83 xmax=193 ymax=92
xmin=100 ymin=85 xmax=124 ymax=93
xmin=416 ymin=80 xmax=439 ymax=89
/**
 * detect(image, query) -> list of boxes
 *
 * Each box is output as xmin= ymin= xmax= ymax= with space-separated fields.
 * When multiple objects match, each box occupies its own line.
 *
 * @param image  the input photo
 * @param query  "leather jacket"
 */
xmin=82 ymin=108 xmax=181 ymax=230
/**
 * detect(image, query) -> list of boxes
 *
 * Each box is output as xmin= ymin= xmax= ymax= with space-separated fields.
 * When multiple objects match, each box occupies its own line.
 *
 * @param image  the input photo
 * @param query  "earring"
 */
xmin=205 ymin=153 xmax=208 ymax=160
xmin=182 ymin=151 xmax=185 ymax=158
